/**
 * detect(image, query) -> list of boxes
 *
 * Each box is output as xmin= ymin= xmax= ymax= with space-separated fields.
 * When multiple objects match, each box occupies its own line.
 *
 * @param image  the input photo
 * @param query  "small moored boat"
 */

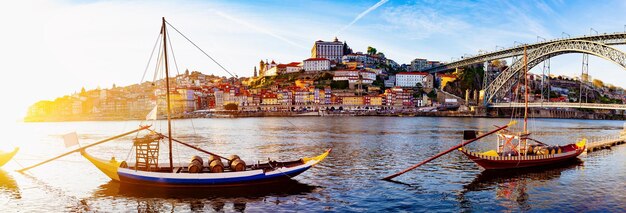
xmin=0 ymin=148 xmax=18 ymax=167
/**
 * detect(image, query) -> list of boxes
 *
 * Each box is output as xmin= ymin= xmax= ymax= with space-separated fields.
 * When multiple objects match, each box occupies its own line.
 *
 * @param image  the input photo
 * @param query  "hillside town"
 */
xmin=25 ymin=37 xmax=626 ymax=121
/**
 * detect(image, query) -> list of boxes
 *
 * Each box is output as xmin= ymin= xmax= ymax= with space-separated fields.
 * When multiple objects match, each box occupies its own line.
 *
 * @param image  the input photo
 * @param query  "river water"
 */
xmin=0 ymin=117 xmax=624 ymax=212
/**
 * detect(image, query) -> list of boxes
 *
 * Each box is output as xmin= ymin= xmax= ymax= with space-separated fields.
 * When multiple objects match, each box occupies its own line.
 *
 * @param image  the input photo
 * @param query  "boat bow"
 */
xmin=80 ymin=149 xmax=123 ymax=181
xmin=0 ymin=147 xmax=19 ymax=167
xmin=303 ymin=148 xmax=332 ymax=166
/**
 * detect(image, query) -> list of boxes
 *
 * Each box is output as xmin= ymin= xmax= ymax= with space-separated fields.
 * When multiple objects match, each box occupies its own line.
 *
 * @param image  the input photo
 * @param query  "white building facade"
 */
xmin=311 ymin=37 xmax=347 ymax=63
xmin=396 ymin=72 xmax=428 ymax=87
xmin=333 ymin=70 xmax=376 ymax=84
xmin=303 ymin=58 xmax=330 ymax=72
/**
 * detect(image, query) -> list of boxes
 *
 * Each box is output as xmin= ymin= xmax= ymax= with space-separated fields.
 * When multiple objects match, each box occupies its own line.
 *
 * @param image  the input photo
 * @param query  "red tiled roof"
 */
xmin=438 ymin=74 xmax=457 ymax=78
xmin=304 ymin=58 xmax=330 ymax=61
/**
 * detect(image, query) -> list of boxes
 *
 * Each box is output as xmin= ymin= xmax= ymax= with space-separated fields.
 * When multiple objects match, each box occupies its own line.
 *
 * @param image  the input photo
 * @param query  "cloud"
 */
xmin=498 ymin=0 xmax=552 ymax=38
xmin=211 ymin=10 xmax=307 ymax=49
xmin=379 ymin=5 xmax=470 ymax=40
xmin=335 ymin=0 xmax=389 ymax=35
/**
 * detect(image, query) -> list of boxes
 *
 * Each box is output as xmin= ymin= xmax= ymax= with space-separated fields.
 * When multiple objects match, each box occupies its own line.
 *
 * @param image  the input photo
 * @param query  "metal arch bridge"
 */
xmin=490 ymin=102 xmax=626 ymax=110
xmin=423 ymin=32 xmax=626 ymax=74
xmin=484 ymin=39 xmax=626 ymax=103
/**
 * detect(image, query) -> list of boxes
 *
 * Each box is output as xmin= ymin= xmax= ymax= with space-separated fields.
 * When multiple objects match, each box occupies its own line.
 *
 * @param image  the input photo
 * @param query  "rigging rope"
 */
xmin=166 ymin=27 xmax=181 ymax=76
xmin=140 ymin=33 xmax=163 ymax=83
xmin=165 ymin=20 xmax=237 ymax=78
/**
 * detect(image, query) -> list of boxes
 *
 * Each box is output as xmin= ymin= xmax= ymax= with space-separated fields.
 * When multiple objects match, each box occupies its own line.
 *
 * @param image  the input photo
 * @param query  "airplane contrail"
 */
xmin=336 ymin=0 xmax=389 ymax=35
xmin=212 ymin=10 xmax=307 ymax=49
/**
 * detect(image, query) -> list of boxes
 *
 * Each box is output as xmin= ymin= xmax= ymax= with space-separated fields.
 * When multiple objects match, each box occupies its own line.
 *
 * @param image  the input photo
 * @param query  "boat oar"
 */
xmin=147 ymin=130 xmax=229 ymax=161
xmin=16 ymin=126 xmax=151 ymax=173
xmin=382 ymin=121 xmax=517 ymax=181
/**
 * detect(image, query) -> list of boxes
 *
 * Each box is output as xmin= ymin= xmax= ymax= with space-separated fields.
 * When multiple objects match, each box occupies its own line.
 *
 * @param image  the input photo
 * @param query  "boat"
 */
xmin=457 ymin=46 xmax=586 ymax=170
xmin=383 ymin=46 xmax=585 ymax=180
xmin=82 ymin=17 xmax=330 ymax=187
xmin=16 ymin=17 xmax=330 ymax=187
xmin=0 ymin=147 xmax=18 ymax=167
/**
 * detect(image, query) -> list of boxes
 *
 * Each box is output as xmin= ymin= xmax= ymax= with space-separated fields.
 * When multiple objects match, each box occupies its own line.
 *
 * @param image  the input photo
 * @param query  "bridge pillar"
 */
xmin=482 ymin=61 xmax=492 ymax=91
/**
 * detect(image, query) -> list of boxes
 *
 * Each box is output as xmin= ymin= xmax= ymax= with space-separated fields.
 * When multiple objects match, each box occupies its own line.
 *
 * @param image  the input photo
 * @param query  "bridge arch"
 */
xmin=484 ymin=40 xmax=626 ymax=103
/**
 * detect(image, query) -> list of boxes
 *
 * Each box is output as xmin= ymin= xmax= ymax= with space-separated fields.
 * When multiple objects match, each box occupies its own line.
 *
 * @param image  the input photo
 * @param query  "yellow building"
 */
xmin=262 ymin=97 xmax=278 ymax=105
xmin=342 ymin=96 xmax=364 ymax=105
xmin=369 ymin=96 xmax=383 ymax=106
xmin=345 ymin=61 xmax=359 ymax=70
xmin=295 ymin=79 xmax=314 ymax=88
xmin=439 ymin=74 xmax=457 ymax=90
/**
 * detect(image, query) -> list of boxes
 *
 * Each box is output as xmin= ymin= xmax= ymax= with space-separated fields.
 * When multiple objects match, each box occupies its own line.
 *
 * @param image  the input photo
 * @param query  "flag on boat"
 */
xmin=146 ymin=105 xmax=158 ymax=120
xmin=63 ymin=132 xmax=79 ymax=148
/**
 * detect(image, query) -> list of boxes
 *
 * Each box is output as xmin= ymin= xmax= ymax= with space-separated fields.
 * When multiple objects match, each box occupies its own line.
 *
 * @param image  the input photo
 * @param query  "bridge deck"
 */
xmin=489 ymin=102 xmax=626 ymax=110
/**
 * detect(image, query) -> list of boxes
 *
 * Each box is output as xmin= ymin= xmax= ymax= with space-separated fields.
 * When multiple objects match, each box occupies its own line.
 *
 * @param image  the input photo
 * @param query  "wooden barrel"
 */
xmin=120 ymin=161 xmax=128 ymax=168
xmin=227 ymin=155 xmax=240 ymax=167
xmin=230 ymin=159 xmax=246 ymax=172
xmin=535 ymin=148 xmax=548 ymax=156
xmin=527 ymin=145 xmax=534 ymax=154
xmin=209 ymin=159 xmax=224 ymax=173
xmin=188 ymin=161 xmax=203 ymax=173
xmin=208 ymin=154 xmax=220 ymax=162
xmin=191 ymin=155 xmax=203 ymax=165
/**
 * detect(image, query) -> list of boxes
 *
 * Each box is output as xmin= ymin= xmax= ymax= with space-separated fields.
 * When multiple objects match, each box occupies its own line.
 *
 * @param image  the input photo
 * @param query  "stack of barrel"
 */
xmin=208 ymin=154 xmax=224 ymax=173
xmin=529 ymin=145 xmax=562 ymax=156
xmin=187 ymin=154 xmax=247 ymax=173
xmin=188 ymin=156 xmax=204 ymax=173
xmin=227 ymin=155 xmax=246 ymax=172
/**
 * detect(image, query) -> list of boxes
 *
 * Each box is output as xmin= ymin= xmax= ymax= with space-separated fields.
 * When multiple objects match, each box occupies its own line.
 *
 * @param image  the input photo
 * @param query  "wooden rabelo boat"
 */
xmin=384 ymin=46 xmax=586 ymax=180
xmin=18 ymin=18 xmax=330 ymax=187
xmin=457 ymin=46 xmax=585 ymax=170
xmin=0 ymin=148 xmax=18 ymax=167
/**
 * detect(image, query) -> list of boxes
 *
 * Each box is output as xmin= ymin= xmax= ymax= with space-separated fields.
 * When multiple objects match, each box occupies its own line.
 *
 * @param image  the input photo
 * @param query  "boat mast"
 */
xmin=522 ymin=45 xmax=529 ymax=156
xmin=162 ymin=17 xmax=174 ymax=172
xmin=523 ymin=46 xmax=528 ymax=134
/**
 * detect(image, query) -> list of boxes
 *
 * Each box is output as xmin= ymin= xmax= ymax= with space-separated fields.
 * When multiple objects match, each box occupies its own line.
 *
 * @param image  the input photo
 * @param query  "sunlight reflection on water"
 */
xmin=0 ymin=117 xmax=624 ymax=212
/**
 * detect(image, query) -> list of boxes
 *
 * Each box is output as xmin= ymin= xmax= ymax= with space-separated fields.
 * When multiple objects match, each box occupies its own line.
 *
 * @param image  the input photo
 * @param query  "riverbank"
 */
xmin=25 ymin=108 xmax=626 ymax=122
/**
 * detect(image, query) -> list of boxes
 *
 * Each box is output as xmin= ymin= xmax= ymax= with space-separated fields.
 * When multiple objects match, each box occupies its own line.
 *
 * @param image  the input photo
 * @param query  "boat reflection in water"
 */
xmin=0 ymin=169 xmax=20 ymax=199
xmin=92 ymin=179 xmax=317 ymax=212
xmin=459 ymin=159 xmax=584 ymax=211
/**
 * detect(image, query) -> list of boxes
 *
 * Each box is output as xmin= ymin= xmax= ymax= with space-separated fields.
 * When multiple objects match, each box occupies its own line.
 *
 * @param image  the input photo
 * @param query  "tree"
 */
xmin=427 ymin=90 xmax=437 ymax=99
xmin=224 ymin=103 xmax=238 ymax=111
xmin=592 ymin=79 xmax=604 ymax=88
xmin=330 ymin=80 xmax=349 ymax=89
xmin=367 ymin=46 xmax=377 ymax=55
xmin=376 ymin=52 xmax=385 ymax=58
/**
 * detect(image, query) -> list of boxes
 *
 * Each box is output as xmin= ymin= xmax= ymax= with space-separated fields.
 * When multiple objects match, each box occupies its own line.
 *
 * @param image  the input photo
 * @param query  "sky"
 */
xmin=2 ymin=0 xmax=626 ymax=121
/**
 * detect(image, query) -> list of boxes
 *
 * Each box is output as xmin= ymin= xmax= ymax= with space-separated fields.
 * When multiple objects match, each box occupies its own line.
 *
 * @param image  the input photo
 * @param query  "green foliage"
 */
xmin=330 ymin=80 xmax=349 ymax=89
xmin=427 ymin=90 xmax=437 ymax=99
xmin=367 ymin=46 xmax=377 ymax=55
xmin=458 ymin=66 xmax=484 ymax=92
xmin=592 ymin=79 xmax=604 ymax=88
xmin=598 ymin=95 xmax=622 ymax=104
xmin=318 ymin=72 xmax=333 ymax=81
